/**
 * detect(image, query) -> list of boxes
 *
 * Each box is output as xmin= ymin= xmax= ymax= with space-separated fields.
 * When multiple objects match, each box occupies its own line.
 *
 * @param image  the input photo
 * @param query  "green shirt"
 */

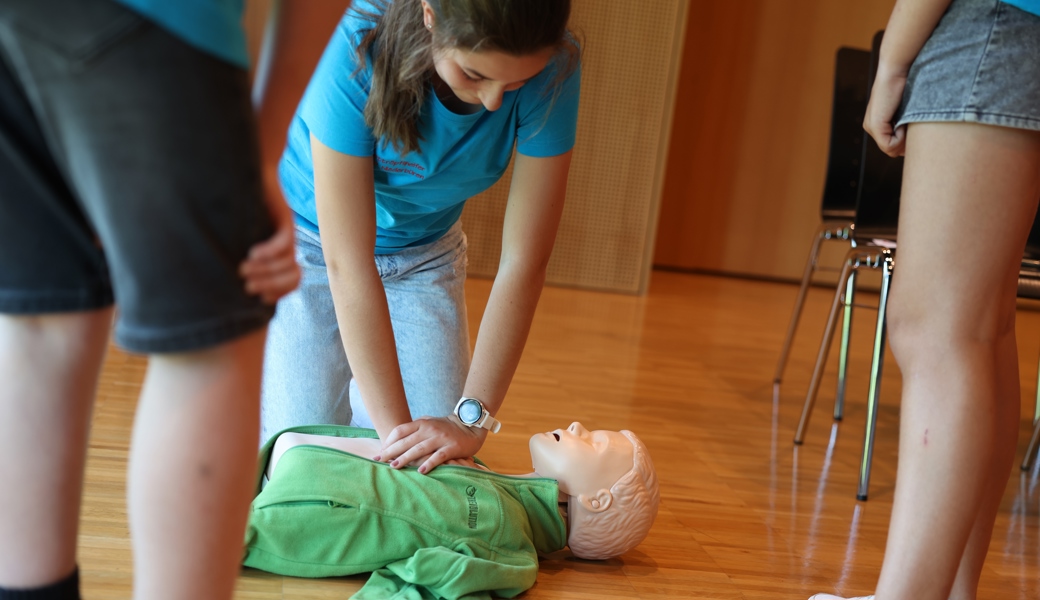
xmin=243 ymin=425 xmax=567 ymax=600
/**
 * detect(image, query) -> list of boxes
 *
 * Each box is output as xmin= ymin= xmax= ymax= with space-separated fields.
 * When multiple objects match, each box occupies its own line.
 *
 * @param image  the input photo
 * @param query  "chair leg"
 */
xmin=775 ymin=225 xmax=830 ymax=384
xmin=795 ymin=252 xmax=858 ymax=444
xmin=1022 ymin=417 xmax=1040 ymax=471
xmin=857 ymin=251 xmax=893 ymax=501
xmin=1021 ymin=349 xmax=1040 ymax=471
xmin=1034 ymin=345 xmax=1040 ymax=423
xmin=834 ymin=271 xmax=857 ymax=421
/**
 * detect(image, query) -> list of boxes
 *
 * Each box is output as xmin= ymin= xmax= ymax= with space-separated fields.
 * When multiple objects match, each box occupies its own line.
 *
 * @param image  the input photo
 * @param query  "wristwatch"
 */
xmin=453 ymin=397 xmax=501 ymax=433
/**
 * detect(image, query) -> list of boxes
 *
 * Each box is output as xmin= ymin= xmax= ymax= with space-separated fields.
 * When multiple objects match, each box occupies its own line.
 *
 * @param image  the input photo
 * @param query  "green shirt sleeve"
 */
xmin=352 ymin=544 xmax=537 ymax=600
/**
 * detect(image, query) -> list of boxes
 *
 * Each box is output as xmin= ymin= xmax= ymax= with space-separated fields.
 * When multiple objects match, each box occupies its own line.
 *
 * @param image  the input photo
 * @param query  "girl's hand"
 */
xmin=376 ymin=416 xmax=488 ymax=475
xmin=863 ymin=63 xmax=910 ymax=158
xmin=240 ymin=188 xmax=301 ymax=304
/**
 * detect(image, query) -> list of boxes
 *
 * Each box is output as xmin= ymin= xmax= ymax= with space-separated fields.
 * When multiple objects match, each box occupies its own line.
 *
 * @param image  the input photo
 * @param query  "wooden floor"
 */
xmin=79 ymin=271 xmax=1040 ymax=599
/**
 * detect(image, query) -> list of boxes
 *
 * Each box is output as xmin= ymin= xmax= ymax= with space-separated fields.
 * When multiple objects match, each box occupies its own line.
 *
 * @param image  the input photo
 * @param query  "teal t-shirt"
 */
xmin=111 ymin=0 xmax=249 ymax=68
xmin=278 ymin=2 xmax=581 ymax=254
xmin=1003 ymin=0 xmax=1040 ymax=16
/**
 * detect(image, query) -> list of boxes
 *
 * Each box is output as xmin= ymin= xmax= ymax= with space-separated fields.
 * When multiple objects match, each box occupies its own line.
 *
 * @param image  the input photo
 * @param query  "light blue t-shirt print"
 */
xmin=278 ymin=2 xmax=581 ymax=254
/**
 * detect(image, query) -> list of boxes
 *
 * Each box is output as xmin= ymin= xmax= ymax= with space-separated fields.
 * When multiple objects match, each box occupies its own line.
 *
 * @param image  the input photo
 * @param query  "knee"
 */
xmin=886 ymin=292 xmax=1016 ymax=367
xmin=885 ymin=297 xmax=928 ymax=366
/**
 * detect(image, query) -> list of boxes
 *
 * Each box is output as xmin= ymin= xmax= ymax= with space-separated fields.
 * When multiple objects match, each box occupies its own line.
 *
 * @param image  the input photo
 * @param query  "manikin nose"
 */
xmin=568 ymin=422 xmax=589 ymax=436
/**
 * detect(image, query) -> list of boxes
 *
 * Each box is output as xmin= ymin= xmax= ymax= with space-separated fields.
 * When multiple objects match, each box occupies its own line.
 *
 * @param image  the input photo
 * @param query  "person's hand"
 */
xmin=375 ymin=416 xmax=488 ymax=475
xmin=863 ymin=62 xmax=909 ymax=158
xmin=240 ymin=186 xmax=301 ymax=304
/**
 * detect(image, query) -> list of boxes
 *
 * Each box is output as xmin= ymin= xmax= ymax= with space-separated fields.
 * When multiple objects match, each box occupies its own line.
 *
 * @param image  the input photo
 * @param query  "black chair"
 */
xmin=774 ymin=46 xmax=872 ymax=388
xmin=793 ymin=30 xmax=903 ymax=501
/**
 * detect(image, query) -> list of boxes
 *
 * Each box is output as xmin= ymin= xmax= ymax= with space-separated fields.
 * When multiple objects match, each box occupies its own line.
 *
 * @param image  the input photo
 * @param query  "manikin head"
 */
xmin=529 ymin=423 xmax=659 ymax=560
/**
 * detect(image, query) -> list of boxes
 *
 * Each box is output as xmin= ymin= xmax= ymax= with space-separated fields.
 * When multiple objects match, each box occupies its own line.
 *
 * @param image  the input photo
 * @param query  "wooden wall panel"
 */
xmin=461 ymin=0 xmax=690 ymax=294
xmin=654 ymin=0 xmax=897 ymax=280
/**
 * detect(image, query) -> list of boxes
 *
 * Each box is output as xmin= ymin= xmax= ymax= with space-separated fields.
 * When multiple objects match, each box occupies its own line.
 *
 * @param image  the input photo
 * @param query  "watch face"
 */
xmin=458 ymin=399 xmax=482 ymax=424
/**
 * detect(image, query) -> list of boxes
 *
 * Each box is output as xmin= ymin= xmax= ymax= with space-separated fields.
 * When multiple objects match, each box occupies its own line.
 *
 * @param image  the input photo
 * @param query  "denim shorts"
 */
xmin=259 ymin=223 xmax=471 ymax=444
xmin=0 ymin=0 xmax=274 ymax=353
xmin=896 ymin=0 xmax=1040 ymax=131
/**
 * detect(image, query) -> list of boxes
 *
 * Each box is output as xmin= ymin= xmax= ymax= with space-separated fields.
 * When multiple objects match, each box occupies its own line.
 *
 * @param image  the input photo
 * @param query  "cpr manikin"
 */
xmin=244 ymin=422 xmax=659 ymax=598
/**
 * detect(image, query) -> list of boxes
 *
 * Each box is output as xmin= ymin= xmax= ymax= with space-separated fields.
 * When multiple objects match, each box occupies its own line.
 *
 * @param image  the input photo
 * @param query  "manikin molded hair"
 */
xmin=353 ymin=0 xmax=580 ymax=154
xmin=565 ymin=430 xmax=660 ymax=560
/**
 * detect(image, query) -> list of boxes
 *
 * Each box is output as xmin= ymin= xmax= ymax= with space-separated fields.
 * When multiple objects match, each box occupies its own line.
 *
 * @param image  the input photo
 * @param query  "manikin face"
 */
xmin=529 ymin=422 xmax=634 ymax=496
xmin=422 ymin=1 xmax=555 ymax=112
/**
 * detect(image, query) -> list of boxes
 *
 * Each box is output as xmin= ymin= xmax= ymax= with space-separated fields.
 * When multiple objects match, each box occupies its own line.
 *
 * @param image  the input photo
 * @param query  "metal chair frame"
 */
xmin=798 ymin=240 xmax=1040 ymax=492
xmin=1022 ymin=406 xmax=1040 ymax=471
xmin=1019 ymin=261 xmax=1040 ymax=471
xmin=774 ymin=221 xmax=853 ymax=386
xmin=791 ymin=31 xmax=902 ymax=501
xmin=794 ymin=244 xmax=893 ymax=500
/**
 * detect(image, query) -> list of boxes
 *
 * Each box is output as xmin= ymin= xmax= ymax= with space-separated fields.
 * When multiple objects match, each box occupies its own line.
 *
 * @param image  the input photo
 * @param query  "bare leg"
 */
xmin=946 ymin=329 xmax=1021 ymax=600
xmin=0 ymin=309 xmax=113 ymax=587
xmin=127 ymin=327 xmax=266 ymax=600
xmin=876 ymin=122 xmax=1040 ymax=600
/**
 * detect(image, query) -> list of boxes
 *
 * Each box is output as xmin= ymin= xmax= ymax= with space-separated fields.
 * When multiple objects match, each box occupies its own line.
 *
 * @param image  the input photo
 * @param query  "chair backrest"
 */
xmin=853 ymin=30 xmax=903 ymax=242
xmin=1024 ymin=206 xmax=1040 ymax=260
xmin=1018 ymin=209 xmax=1040 ymax=299
xmin=820 ymin=47 xmax=872 ymax=222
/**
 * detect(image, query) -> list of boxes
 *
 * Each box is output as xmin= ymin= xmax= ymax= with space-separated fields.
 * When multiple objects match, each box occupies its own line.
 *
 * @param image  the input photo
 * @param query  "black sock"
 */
xmin=0 ymin=568 xmax=80 ymax=600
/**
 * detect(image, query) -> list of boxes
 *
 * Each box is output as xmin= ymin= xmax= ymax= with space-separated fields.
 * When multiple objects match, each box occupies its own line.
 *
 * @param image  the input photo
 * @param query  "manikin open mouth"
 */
xmin=552 ymin=432 xmax=561 ymax=441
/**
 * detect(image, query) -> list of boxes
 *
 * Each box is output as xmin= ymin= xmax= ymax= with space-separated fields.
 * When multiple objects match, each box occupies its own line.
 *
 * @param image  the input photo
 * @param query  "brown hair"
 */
xmin=354 ymin=0 xmax=580 ymax=154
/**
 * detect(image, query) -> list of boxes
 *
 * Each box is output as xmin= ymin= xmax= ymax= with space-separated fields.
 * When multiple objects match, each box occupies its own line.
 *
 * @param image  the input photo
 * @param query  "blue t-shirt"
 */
xmin=112 ymin=0 xmax=249 ymax=68
xmin=1003 ymin=0 xmax=1040 ymax=16
xmin=278 ymin=3 xmax=581 ymax=254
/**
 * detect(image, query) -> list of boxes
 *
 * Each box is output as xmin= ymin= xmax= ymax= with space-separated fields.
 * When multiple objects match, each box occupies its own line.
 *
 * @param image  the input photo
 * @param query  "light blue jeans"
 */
xmin=260 ymin=222 xmax=471 ymax=444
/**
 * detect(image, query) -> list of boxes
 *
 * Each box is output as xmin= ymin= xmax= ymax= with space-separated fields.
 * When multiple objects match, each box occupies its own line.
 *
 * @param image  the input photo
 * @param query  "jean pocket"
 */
xmin=6 ymin=0 xmax=144 ymax=66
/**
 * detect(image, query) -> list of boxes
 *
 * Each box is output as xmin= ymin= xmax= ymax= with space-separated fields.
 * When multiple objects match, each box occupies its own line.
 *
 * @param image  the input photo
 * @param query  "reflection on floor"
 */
xmin=80 ymin=270 xmax=1040 ymax=599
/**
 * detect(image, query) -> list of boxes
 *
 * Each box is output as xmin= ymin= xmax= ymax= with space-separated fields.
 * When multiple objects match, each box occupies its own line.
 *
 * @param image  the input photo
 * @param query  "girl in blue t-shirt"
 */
xmin=261 ymin=0 xmax=581 ymax=473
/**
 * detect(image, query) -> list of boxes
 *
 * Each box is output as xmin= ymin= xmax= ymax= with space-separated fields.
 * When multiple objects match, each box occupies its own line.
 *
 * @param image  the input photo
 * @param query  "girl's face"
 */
xmin=432 ymin=45 xmax=555 ymax=112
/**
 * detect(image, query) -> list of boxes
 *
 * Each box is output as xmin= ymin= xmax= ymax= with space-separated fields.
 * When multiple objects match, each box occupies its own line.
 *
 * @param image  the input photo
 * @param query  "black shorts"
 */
xmin=0 ymin=0 xmax=275 ymax=353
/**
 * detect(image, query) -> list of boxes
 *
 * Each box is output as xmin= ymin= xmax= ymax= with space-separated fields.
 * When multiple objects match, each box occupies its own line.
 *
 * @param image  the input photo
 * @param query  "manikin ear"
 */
xmin=576 ymin=489 xmax=613 ymax=513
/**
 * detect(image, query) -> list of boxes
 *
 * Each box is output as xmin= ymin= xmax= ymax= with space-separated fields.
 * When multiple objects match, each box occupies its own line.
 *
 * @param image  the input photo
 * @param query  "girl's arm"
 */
xmin=379 ymin=150 xmax=573 ymax=473
xmin=864 ymin=0 xmax=952 ymax=156
xmin=311 ymin=134 xmax=413 ymax=440
xmin=238 ymin=1 xmax=353 ymax=304
xmin=463 ymin=151 xmax=572 ymax=413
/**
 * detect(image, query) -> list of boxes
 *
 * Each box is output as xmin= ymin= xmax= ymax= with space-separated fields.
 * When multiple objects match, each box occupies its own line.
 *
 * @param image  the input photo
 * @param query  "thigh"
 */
xmin=382 ymin=225 xmax=471 ymax=419
xmin=261 ymin=227 xmax=353 ymax=443
xmin=890 ymin=122 xmax=1040 ymax=339
xmin=0 ymin=0 xmax=274 ymax=353
xmin=0 ymin=19 xmax=113 ymax=313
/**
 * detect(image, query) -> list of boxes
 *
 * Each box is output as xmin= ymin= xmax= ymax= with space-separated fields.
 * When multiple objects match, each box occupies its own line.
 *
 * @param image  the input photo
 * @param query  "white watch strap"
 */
xmin=477 ymin=412 xmax=502 ymax=433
